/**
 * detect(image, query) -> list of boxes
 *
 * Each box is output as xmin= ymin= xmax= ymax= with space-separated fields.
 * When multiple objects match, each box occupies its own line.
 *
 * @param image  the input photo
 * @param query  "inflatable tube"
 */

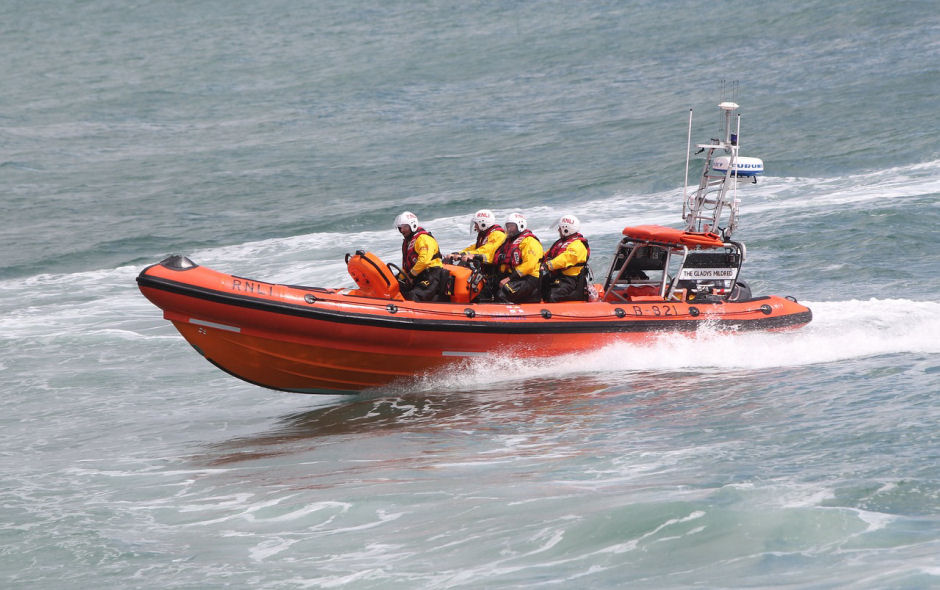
xmin=622 ymin=225 xmax=724 ymax=248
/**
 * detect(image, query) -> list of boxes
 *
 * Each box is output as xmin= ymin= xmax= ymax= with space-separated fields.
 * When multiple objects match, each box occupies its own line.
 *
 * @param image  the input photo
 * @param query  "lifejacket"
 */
xmin=475 ymin=224 xmax=504 ymax=249
xmin=546 ymin=233 xmax=590 ymax=274
xmin=402 ymin=228 xmax=442 ymax=274
xmin=495 ymin=229 xmax=537 ymax=271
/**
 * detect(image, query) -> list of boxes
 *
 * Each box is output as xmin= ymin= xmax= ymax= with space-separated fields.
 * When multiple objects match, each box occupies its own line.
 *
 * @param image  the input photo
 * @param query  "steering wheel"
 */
xmin=386 ymin=262 xmax=411 ymax=289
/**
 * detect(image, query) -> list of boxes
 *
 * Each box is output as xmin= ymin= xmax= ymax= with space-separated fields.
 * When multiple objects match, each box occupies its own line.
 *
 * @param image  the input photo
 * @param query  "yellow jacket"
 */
xmin=406 ymin=233 xmax=443 ymax=276
xmin=546 ymin=239 xmax=589 ymax=277
xmin=500 ymin=234 xmax=543 ymax=279
xmin=460 ymin=228 xmax=507 ymax=264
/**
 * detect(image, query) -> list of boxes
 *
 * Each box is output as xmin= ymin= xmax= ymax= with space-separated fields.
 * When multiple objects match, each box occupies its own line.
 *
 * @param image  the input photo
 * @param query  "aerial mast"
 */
xmin=682 ymin=86 xmax=762 ymax=239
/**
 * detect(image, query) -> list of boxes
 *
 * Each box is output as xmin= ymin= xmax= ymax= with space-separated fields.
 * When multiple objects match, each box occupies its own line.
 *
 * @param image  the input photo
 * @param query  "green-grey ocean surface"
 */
xmin=1 ymin=1 xmax=938 ymax=588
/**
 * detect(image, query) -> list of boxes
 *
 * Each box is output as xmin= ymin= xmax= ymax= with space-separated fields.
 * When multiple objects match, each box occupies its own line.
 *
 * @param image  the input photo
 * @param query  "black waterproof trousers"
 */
xmin=497 ymin=275 xmax=541 ymax=304
xmin=542 ymin=273 xmax=586 ymax=303
xmin=406 ymin=266 xmax=448 ymax=302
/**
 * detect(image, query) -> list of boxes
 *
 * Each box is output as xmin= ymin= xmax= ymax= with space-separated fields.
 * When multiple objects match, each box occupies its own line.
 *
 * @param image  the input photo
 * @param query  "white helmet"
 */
xmin=394 ymin=211 xmax=419 ymax=232
xmin=470 ymin=209 xmax=496 ymax=233
xmin=505 ymin=212 xmax=527 ymax=234
xmin=556 ymin=214 xmax=580 ymax=236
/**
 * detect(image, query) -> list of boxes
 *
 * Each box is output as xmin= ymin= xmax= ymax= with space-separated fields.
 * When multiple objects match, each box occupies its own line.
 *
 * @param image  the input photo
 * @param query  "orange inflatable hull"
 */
xmin=137 ymin=257 xmax=812 ymax=394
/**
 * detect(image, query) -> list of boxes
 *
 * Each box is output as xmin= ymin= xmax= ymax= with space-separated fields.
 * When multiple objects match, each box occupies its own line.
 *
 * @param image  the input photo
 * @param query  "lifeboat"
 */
xmin=137 ymin=227 xmax=810 ymax=394
xmin=137 ymin=100 xmax=811 ymax=395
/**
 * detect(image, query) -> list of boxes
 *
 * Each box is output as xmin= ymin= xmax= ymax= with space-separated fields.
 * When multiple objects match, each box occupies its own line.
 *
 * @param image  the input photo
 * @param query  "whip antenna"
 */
xmin=683 ymin=108 xmax=693 ymax=221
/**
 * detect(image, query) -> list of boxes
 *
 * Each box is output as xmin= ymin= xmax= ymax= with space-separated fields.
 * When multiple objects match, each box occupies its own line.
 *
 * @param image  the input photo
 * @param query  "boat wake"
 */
xmin=410 ymin=298 xmax=940 ymax=393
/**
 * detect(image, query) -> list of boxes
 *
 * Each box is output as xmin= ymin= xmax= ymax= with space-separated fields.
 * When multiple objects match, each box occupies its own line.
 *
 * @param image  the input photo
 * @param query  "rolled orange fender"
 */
xmin=622 ymin=225 xmax=724 ymax=248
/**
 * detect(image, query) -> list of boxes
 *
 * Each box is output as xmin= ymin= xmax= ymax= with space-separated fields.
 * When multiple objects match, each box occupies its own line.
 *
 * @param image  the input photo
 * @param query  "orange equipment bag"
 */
xmin=443 ymin=263 xmax=484 ymax=303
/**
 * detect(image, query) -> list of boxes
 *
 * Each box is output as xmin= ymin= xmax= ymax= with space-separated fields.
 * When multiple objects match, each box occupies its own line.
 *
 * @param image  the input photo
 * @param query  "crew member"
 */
xmin=494 ymin=212 xmax=543 ymax=303
xmin=395 ymin=211 xmax=446 ymax=302
xmin=447 ymin=209 xmax=506 ymax=265
xmin=542 ymin=214 xmax=591 ymax=302
xmin=445 ymin=209 xmax=507 ymax=301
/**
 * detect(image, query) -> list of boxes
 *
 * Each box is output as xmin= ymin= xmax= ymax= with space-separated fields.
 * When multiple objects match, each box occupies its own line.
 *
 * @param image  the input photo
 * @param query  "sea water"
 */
xmin=1 ymin=1 xmax=938 ymax=588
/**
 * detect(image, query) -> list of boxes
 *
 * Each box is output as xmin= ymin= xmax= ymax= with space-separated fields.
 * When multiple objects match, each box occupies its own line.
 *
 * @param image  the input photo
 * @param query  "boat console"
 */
xmin=600 ymin=231 xmax=750 ymax=304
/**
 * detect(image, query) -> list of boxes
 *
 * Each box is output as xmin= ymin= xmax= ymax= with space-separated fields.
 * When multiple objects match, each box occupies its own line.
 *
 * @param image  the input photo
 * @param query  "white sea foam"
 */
xmin=751 ymin=160 xmax=940 ymax=215
xmin=854 ymin=508 xmax=896 ymax=533
xmin=775 ymin=485 xmax=837 ymax=509
xmin=249 ymin=536 xmax=300 ymax=561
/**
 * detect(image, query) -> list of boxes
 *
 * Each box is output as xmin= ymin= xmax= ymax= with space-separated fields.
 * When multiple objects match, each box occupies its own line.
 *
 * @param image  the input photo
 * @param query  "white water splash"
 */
xmin=422 ymin=298 xmax=940 ymax=392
